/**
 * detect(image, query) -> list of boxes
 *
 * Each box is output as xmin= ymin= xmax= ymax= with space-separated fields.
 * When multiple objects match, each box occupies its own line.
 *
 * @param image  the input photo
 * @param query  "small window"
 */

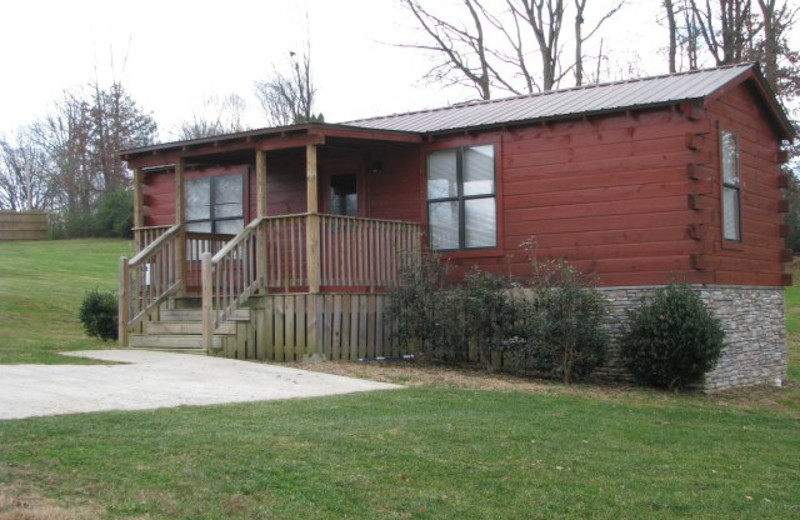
xmin=721 ymin=131 xmax=741 ymax=241
xmin=330 ymin=174 xmax=358 ymax=217
xmin=426 ymin=145 xmax=496 ymax=250
xmin=185 ymin=174 xmax=244 ymax=234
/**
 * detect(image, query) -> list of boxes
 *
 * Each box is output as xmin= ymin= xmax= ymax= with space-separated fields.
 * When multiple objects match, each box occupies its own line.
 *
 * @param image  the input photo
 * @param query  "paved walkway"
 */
xmin=0 ymin=350 xmax=401 ymax=420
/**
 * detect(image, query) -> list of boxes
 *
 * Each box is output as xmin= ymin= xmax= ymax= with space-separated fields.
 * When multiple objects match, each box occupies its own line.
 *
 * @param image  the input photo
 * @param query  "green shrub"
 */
xmin=461 ymin=270 xmax=526 ymax=368
xmin=388 ymin=252 xmax=468 ymax=363
xmin=94 ymin=188 xmax=134 ymax=238
xmin=515 ymin=259 xmax=609 ymax=384
xmin=620 ymin=284 xmax=725 ymax=390
xmin=79 ymin=289 xmax=118 ymax=341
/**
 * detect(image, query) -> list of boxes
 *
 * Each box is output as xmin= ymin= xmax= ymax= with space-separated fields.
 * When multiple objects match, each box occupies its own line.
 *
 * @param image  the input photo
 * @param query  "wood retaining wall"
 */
xmin=218 ymin=293 xmax=406 ymax=361
xmin=0 ymin=211 xmax=48 ymax=241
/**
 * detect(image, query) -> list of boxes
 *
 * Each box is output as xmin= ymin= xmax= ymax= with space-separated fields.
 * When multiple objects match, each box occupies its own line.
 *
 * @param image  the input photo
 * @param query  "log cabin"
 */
xmin=119 ymin=63 xmax=794 ymax=390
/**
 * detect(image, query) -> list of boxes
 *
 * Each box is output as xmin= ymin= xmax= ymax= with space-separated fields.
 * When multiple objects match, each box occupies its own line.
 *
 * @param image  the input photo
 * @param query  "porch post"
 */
xmin=256 ymin=150 xmax=268 ymax=287
xmin=174 ymin=158 xmax=187 ymax=295
xmin=132 ymin=168 xmax=144 ymax=251
xmin=118 ymin=256 xmax=129 ymax=347
xmin=306 ymin=144 xmax=320 ymax=355
xmin=306 ymin=144 xmax=320 ymax=293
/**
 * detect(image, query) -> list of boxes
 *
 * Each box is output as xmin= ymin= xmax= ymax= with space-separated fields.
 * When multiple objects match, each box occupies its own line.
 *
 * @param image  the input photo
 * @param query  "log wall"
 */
xmin=431 ymin=87 xmax=786 ymax=287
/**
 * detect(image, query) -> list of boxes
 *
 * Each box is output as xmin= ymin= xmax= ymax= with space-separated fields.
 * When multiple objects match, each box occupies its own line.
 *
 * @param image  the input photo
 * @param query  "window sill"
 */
xmin=720 ymin=240 xmax=744 ymax=251
xmin=438 ymin=248 xmax=505 ymax=260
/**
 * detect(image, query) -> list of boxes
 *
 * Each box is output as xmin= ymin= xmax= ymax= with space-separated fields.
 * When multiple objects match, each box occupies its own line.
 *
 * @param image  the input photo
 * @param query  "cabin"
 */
xmin=119 ymin=63 xmax=794 ymax=390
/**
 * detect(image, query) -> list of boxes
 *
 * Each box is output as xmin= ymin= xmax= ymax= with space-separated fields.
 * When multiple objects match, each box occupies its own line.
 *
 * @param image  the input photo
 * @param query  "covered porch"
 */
xmin=118 ymin=125 xmax=424 ymax=359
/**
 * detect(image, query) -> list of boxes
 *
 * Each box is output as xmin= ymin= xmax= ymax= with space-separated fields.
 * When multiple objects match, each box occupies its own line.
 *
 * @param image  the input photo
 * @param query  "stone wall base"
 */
xmin=597 ymin=285 xmax=787 ymax=392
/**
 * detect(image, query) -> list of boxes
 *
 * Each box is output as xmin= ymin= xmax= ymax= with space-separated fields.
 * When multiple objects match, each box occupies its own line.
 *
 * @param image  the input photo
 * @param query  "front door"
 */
xmin=320 ymin=160 xmax=364 ymax=216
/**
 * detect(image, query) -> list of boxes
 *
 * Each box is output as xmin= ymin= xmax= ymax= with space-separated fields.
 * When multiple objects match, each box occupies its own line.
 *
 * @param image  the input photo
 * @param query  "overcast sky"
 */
xmin=0 ymin=0 xmax=694 ymax=142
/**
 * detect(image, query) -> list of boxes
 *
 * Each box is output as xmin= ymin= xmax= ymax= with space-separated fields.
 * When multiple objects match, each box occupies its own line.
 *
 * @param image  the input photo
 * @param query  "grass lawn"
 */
xmin=0 ymin=238 xmax=132 ymax=364
xmin=0 ymin=240 xmax=798 ymax=519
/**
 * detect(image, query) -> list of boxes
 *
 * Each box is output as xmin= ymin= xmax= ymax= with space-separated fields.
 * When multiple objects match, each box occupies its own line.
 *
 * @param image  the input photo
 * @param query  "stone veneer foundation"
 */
xmin=597 ymin=285 xmax=787 ymax=392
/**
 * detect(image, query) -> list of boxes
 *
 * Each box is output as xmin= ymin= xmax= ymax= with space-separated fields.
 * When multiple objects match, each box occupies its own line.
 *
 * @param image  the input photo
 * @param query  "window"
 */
xmin=330 ymin=174 xmax=358 ymax=217
xmin=427 ymin=144 xmax=496 ymax=250
xmin=185 ymin=174 xmax=244 ymax=235
xmin=720 ymin=131 xmax=741 ymax=241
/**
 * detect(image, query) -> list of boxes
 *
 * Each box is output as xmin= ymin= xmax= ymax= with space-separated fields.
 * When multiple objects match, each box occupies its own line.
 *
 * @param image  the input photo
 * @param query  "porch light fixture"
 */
xmin=369 ymin=160 xmax=383 ymax=174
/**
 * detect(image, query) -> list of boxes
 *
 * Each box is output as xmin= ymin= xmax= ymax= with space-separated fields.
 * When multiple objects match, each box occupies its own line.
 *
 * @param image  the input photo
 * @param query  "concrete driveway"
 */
xmin=0 ymin=350 xmax=401 ymax=420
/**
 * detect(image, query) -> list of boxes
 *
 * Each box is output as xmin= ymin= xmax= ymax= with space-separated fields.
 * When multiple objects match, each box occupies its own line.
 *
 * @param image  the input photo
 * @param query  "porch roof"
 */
xmin=120 ymin=123 xmax=422 ymax=165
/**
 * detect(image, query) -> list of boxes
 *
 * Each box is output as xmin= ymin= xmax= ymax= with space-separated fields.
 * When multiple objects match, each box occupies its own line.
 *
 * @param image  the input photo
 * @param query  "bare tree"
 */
xmin=177 ymin=93 xmax=248 ymax=140
xmin=402 ymin=0 xmax=625 ymax=97
xmin=664 ymin=0 xmax=679 ymax=72
xmin=400 ymin=0 xmax=494 ymax=99
xmin=0 ymin=130 xmax=54 ymax=211
xmin=755 ymin=0 xmax=800 ymax=100
xmin=90 ymin=80 xmax=157 ymax=194
xmin=574 ymin=0 xmax=625 ymax=85
xmin=255 ymin=49 xmax=323 ymax=126
xmin=688 ymin=0 xmax=759 ymax=65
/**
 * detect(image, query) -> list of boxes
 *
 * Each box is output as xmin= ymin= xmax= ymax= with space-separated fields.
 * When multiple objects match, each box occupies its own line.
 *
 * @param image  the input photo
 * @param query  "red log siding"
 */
xmin=428 ymin=109 xmax=715 ymax=286
xmin=142 ymin=169 xmax=175 ymax=226
xmin=142 ymin=165 xmax=251 ymax=226
xmin=365 ymin=146 xmax=422 ymax=223
xmin=263 ymin=153 xmax=307 ymax=216
xmin=142 ymin=147 xmax=422 ymax=228
xmin=704 ymin=83 xmax=785 ymax=286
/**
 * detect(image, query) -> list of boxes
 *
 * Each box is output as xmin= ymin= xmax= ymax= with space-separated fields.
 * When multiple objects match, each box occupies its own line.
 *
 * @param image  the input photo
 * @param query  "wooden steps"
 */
xmin=129 ymin=300 xmax=249 ymax=352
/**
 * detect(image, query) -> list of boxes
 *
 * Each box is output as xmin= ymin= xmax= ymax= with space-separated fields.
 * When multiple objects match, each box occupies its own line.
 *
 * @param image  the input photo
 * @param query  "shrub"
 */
xmin=461 ymin=270 xmax=525 ymax=368
xmin=79 ymin=289 xmax=118 ymax=341
xmin=515 ymin=259 xmax=609 ymax=384
xmin=388 ymin=252 xmax=468 ymax=363
xmin=619 ymin=284 xmax=725 ymax=390
xmin=48 ymin=188 xmax=134 ymax=240
xmin=94 ymin=188 xmax=134 ymax=238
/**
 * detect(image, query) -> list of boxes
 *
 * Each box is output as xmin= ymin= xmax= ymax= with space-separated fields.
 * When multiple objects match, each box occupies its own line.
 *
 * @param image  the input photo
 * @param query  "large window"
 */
xmin=427 ymin=144 xmax=496 ymax=250
xmin=185 ymin=174 xmax=244 ymax=235
xmin=721 ymin=131 xmax=741 ymax=241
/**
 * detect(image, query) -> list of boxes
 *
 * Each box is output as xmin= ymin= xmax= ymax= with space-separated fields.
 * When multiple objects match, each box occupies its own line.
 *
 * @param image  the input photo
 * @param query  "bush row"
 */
xmin=50 ymin=188 xmax=133 ymax=239
xmin=388 ymin=253 xmax=725 ymax=389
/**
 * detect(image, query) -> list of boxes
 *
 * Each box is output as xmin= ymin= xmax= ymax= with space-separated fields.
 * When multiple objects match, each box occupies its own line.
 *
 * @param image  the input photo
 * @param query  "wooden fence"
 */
xmin=0 ymin=211 xmax=48 ymax=241
xmin=216 ymin=293 xmax=406 ymax=361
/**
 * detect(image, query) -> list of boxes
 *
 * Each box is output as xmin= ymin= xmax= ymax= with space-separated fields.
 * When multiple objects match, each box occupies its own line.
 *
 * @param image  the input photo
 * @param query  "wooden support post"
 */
xmin=306 ymin=145 xmax=320 ymax=293
xmin=256 ymin=150 xmax=267 ymax=217
xmin=174 ymin=159 xmax=186 ymax=294
xmin=133 ymin=168 xmax=144 ymax=251
xmin=256 ymin=151 xmax=268 ymax=288
xmin=202 ymin=252 xmax=213 ymax=352
xmin=118 ymin=256 xmax=130 ymax=347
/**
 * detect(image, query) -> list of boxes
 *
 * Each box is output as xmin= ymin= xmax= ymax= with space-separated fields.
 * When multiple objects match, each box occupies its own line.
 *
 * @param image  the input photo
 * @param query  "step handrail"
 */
xmin=202 ymin=217 xmax=267 ymax=351
xmin=119 ymin=224 xmax=182 ymax=346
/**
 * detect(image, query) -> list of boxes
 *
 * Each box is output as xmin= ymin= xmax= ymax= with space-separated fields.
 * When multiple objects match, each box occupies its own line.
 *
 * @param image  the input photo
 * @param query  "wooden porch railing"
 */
xmin=263 ymin=214 xmax=308 ymax=291
xmin=184 ymin=231 xmax=234 ymax=288
xmin=133 ymin=225 xmax=171 ymax=250
xmin=119 ymin=224 xmax=181 ymax=346
xmin=319 ymin=214 xmax=422 ymax=288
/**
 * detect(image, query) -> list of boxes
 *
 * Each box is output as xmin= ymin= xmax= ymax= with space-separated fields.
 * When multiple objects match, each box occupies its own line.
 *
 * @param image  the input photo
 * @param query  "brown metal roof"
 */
xmin=345 ymin=63 xmax=794 ymax=138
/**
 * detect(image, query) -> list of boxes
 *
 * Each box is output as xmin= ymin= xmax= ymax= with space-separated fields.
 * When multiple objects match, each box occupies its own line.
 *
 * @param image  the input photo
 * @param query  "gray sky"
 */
xmin=0 ymin=0 xmax=689 ymax=142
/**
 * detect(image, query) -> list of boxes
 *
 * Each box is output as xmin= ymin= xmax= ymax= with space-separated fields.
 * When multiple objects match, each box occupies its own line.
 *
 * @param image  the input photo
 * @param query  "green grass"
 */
xmin=1 ymin=389 xmax=799 ymax=519
xmin=0 ymin=238 xmax=133 ymax=363
xmin=785 ymin=280 xmax=800 ymax=382
xmin=0 ymin=240 xmax=798 ymax=518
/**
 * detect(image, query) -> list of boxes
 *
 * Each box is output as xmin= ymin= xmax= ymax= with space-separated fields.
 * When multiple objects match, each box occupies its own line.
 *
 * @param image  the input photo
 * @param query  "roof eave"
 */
xmin=120 ymin=122 xmax=423 ymax=161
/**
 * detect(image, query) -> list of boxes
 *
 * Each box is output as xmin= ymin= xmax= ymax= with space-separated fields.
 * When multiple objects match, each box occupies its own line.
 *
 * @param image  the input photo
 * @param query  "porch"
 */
xmin=118 ymin=129 xmax=424 ymax=360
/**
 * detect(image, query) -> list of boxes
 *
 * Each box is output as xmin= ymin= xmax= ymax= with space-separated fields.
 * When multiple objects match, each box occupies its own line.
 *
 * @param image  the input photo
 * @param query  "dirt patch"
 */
xmin=0 ymin=483 xmax=103 ymax=520
xmin=287 ymin=359 xmax=800 ymax=417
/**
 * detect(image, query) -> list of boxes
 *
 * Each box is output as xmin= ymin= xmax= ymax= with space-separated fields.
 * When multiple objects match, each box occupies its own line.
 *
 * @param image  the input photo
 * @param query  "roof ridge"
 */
xmin=342 ymin=62 xmax=755 ymax=125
